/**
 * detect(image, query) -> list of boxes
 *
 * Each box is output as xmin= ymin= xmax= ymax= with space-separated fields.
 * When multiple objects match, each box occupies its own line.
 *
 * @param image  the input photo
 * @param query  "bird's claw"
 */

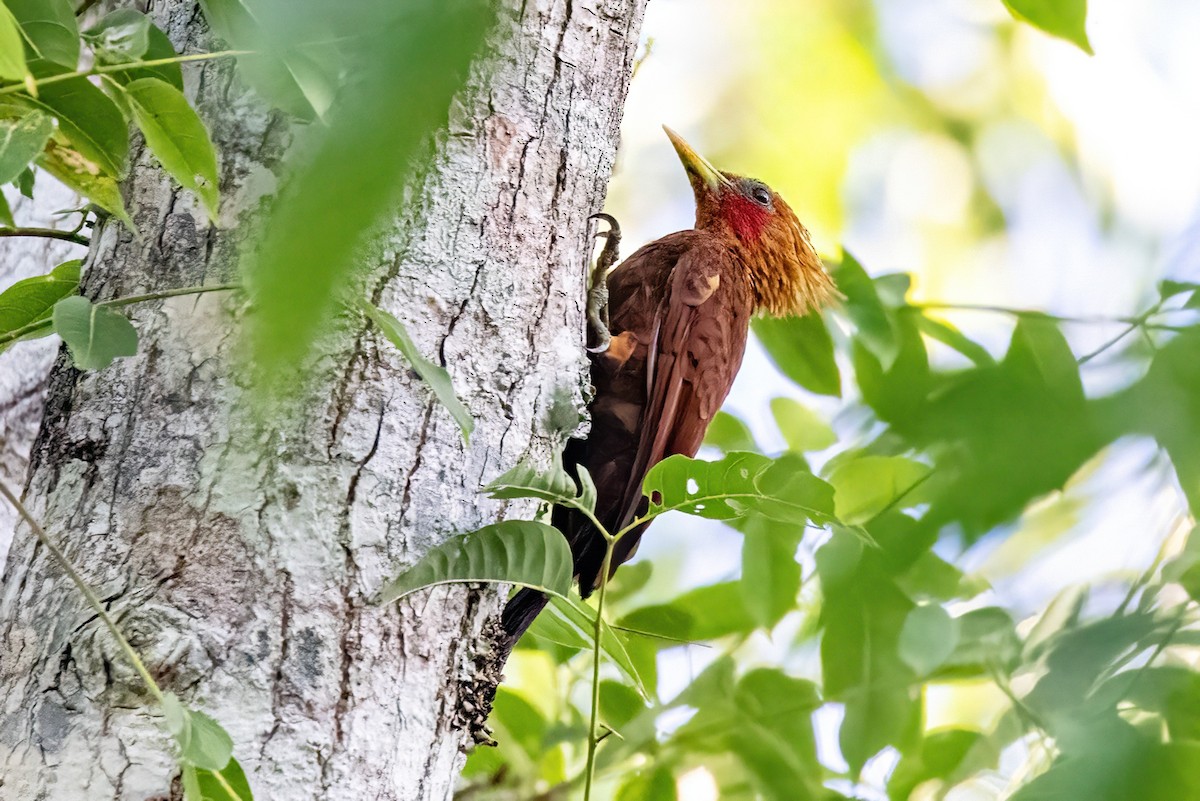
xmin=586 ymin=213 xmax=621 ymax=352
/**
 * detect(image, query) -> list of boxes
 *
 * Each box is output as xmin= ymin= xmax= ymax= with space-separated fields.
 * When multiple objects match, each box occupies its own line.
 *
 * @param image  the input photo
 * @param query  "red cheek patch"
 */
xmin=721 ymin=194 xmax=770 ymax=241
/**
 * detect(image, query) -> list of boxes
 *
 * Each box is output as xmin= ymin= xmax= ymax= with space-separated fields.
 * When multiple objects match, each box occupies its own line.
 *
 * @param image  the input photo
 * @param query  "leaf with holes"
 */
xmin=375 ymin=521 xmax=572 ymax=605
xmin=51 ymin=296 xmax=138 ymax=370
xmin=641 ymin=451 xmax=834 ymax=527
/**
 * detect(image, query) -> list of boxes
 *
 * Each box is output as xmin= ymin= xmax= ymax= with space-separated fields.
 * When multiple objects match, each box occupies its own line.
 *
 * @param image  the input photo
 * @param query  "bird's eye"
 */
xmin=750 ymin=185 xmax=771 ymax=206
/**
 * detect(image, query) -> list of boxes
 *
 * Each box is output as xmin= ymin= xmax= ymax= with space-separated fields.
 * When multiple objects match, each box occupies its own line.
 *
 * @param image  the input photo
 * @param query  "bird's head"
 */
xmin=664 ymin=126 xmax=836 ymax=317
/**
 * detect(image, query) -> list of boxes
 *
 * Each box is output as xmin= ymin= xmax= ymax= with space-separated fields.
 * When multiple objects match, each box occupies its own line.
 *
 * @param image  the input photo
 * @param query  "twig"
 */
xmin=0 ymin=51 xmax=252 ymax=96
xmin=0 ymin=226 xmax=89 ymax=246
xmin=0 ymin=478 xmax=165 ymax=704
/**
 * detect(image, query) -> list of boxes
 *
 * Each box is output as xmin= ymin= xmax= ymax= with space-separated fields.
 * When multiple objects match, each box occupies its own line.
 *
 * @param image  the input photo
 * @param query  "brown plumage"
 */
xmin=502 ymin=127 xmax=835 ymax=642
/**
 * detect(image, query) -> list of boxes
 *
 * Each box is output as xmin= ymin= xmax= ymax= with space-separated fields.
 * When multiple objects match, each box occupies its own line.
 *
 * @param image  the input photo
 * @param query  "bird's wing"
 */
xmin=611 ymin=240 xmax=748 ymax=541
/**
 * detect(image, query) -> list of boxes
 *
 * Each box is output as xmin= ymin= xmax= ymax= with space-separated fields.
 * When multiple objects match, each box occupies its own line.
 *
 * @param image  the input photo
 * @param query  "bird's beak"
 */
xmin=664 ymin=126 xmax=730 ymax=194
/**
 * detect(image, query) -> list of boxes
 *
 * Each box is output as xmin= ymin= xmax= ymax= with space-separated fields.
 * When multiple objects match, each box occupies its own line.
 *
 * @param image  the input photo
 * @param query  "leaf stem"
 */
xmin=582 ymin=531 xmax=616 ymax=801
xmin=0 ymin=283 xmax=241 ymax=349
xmin=0 ymin=478 xmax=165 ymax=704
xmin=0 ymin=51 xmax=252 ymax=96
xmin=0 ymin=227 xmax=89 ymax=246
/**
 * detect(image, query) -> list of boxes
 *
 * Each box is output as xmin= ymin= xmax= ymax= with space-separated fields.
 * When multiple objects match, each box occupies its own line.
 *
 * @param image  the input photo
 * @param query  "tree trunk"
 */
xmin=0 ymin=1 xmax=646 ymax=798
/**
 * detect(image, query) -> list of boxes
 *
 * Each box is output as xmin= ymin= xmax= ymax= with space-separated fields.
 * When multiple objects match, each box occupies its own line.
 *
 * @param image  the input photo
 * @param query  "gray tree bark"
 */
xmin=0 ymin=1 xmax=647 ymax=799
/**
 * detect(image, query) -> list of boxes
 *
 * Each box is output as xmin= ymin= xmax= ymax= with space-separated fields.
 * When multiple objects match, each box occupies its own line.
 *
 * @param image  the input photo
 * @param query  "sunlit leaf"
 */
xmin=704 ymin=410 xmax=759 ymax=453
xmin=753 ymin=311 xmax=841 ymax=397
xmin=0 ymin=259 xmax=80 ymax=348
xmin=361 ymin=300 xmax=474 ymax=442
xmin=162 ymin=693 xmax=234 ymax=771
xmin=827 ymin=454 xmax=929 ymax=525
xmin=84 ymin=9 xmax=151 ymax=64
xmin=242 ymin=0 xmax=493 ymax=383
xmin=4 ymin=0 xmax=78 ymax=69
xmin=375 ymin=521 xmax=572 ymax=604
xmin=51 ymin=296 xmax=138 ymax=370
xmin=770 ymin=396 xmax=836 ymax=452
xmin=0 ymin=3 xmax=28 ymax=82
xmin=1002 ymin=0 xmax=1092 ymax=55
xmin=121 ymin=78 xmax=220 ymax=221
xmin=0 ymin=109 xmax=52 ymax=185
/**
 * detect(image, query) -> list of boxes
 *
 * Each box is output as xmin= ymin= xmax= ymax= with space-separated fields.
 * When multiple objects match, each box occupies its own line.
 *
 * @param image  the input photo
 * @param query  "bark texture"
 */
xmin=0 ymin=1 xmax=647 ymax=798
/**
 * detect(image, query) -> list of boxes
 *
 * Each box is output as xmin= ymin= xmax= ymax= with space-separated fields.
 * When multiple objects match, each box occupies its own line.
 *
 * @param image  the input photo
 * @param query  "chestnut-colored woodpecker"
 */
xmin=502 ymin=127 xmax=836 ymax=642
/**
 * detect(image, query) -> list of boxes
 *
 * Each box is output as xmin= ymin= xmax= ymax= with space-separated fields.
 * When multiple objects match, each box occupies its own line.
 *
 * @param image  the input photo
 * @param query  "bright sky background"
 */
xmin=599 ymin=0 xmax=1200 ymax=794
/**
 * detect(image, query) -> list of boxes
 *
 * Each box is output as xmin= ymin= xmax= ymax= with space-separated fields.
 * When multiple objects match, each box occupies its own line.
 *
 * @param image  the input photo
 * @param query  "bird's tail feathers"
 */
xmin=500 ymin=587 xmax=550 ymax=646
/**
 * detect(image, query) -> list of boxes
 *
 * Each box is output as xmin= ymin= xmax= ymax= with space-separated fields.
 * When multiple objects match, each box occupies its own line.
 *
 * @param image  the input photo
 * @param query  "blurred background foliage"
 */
xmin=472 ymin=0 xmax=1200 ymax=799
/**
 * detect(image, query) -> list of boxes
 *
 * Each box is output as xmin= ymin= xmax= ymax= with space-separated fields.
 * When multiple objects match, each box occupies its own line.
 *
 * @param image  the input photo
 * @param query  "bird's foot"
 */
xmin=586 ymin=213 xmax=621 ymax=353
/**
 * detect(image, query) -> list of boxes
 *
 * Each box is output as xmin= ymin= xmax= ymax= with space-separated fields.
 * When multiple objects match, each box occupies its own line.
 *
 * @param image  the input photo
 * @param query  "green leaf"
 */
xmin=375 ymin=521 xmax=571 ymax=604
xmin=484 ymin=455 xmax=596 ymax=515
xmin=0 ymin=187 xmax=11 ymax=226
xmin=25 ymin=76 xmax=129 ymax=177
xmin=121 ymin=78 xmax=220 ymax=221
xmin=898 ymin=603 xmax=958 ymax=676
xmin=664 ymin=582 xmax=757 ymax=640
xmin=0 ymin=258 xmax=80 ymax=346
xmin=0 ymin=109 xmax=52 ymax=185
xmin=937 ymin=606 xmax=1021 ymax=678
xmin=703 ymin=410 xmax=759 ymax=453
xmin=4 ymin=0 xmax=78 ymax=69
xmin=887 ymin=729 xmax=995 ymax=801
xmin=616 ymin=766 xmax=677 ymax=801
xmin=641 ymin=452 xmax=835 ymax=527
xmin=196 ymin=0 xmax=338 ymax=120
xmin=1002 ymin=0 xmax=1092 ymax=54
xmin=111 ymin=24 xmax=183 ymax=89
xmin=0 ymin=2 xmax=29 ymax=82
xmin=753 ymin=311 xmax=841 ymax=397
xmin=361 ymin=300 xmax=474 ymax=443
xmin=600 ymin=679 xmax=646 ymax=732
xmin=241 ymin=0 xmax=493 ymax=384
xmin=740 ymin=517 xmax=802 ymax=630
xmin=821 ymin=557 xmax=919 ymax=777
xmin=162 ymin=693 xmax=234 ymax=771
xmin=544 ymin=595 xmax=651 ymax=698
xmin=36 ymin=140 xmax=132 ymax=227
xmin=191 ymin=757 xmax=253 ymax=801
xmin=16 ymin=164 xmax=33 ymax=196
xmin=915 ymin=312 xmax=995 ymax=367
xmin=84 ymin=9 xmax=150 ymax=64
xmin=51 ymin=296 xmax=138 ymax=370
xmin=827 ymin=455 xmax=930 ymax=525
xmin=832 ymin=252 xmax=898 ymax=369
xmin=770 ymin=396 xmax=836 ymax=452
